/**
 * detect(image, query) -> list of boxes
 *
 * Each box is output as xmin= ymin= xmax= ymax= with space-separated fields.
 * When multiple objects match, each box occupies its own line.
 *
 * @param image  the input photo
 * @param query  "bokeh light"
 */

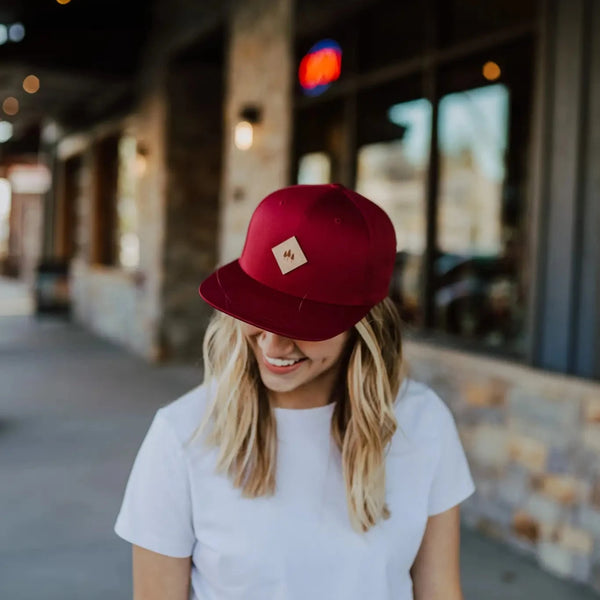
xmin=23 ymin=75 xmax=40 ymax=94
xmin=0 ymin=25 xmax=7 ymax=45
xmin=483 ymin=61 xmax=501 ymax=81
xmin=135 ymin=154 xmax=147 ymax=177
xmin=8 ymin=23 xmax=25 ymax=43
xmin=234 ymin=121 xmax=253 ymax=150
xmin=299 ymin=39 xmax=342 ymax=96
xmin=0 ymin=122 xmax=13 ymax=143
xmin=2 ymin=97 xmax=19 ymax=116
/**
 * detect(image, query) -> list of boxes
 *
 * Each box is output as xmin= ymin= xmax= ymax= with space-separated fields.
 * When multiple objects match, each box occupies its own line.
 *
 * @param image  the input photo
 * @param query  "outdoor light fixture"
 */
xmin=234 ymin=105 xmax=262 ymax=151
xmin=136 ymin=143 xmax=149 ymax=177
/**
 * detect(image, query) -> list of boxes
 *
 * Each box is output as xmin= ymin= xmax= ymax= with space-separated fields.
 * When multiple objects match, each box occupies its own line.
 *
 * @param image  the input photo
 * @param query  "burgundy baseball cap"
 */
xmin=199 ymin=183 xmax=396 ymax=341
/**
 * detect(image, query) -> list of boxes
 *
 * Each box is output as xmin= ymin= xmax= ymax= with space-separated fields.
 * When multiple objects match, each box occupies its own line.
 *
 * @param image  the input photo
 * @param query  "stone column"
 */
xmin=219 ymin=0 xmax=293 ymax=262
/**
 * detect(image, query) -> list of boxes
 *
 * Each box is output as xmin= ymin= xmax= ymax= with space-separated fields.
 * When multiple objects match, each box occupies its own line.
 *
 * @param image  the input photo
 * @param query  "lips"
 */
xmin=261 ymin=354 xmax=308 ymax=374
xmin=264 ymin=355 xmax=305 ymax=367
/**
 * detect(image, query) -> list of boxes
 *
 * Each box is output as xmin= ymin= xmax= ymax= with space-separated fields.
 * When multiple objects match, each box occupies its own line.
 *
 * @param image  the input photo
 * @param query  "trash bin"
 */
xmin=34 ymin=259 xmax=70 ymax=316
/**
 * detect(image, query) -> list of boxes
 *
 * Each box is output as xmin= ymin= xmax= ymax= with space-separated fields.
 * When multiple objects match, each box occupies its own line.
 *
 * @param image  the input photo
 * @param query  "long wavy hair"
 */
xmin=189 ymin=297 xmax=405 ymax=532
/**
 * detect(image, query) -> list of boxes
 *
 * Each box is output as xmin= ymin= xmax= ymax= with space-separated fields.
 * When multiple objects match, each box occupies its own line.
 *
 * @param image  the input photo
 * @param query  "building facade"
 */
xmin=41 ymin=0 xmax=600 ymax=591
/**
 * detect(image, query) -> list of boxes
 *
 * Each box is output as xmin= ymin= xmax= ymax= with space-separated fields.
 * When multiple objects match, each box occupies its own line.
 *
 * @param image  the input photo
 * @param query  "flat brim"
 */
xmin=198 ymin=260 xmax=371 ymax=341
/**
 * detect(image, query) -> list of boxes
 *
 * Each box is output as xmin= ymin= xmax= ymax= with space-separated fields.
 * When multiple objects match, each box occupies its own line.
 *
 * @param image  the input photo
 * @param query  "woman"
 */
xmin=115 ymin=183 xmax=475 ymax=600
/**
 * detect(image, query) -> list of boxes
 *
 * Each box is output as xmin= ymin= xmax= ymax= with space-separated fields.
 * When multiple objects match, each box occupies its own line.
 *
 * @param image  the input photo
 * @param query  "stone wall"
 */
xmin=219 ymin=0 xmax=293 ymax=262
xmin=65 ymin=90 xmax=169 ymax=360
xmin=8 ymin=192 xmax=43 ymax=285
xmin=159 ymin=49 xmax=223 ymax=362
xmin=56 ymin=0 xmax=294 ymax=361
xmin=404 ymin=339 xmax=600 ymax=592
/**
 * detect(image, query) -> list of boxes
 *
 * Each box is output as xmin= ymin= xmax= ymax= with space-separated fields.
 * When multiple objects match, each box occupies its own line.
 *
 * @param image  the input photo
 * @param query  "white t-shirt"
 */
xmin=115 ymin=378 xmax=475 ymax=600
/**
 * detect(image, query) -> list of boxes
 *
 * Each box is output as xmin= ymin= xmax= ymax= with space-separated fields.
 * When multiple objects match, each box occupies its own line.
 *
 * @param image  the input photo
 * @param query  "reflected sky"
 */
xmin=387 ymin=98 xmax=432 ymax=166
xmin=386 ymin=84 xmax=509 ymax=182
xmin=439 ymin=83 xmax=509 ymax=181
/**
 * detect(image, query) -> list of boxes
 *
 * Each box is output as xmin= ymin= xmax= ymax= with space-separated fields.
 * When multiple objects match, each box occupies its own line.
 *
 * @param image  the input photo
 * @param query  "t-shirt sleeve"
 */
xmin=114 ymin=410 xmax=195 ymax=557
xmin=427 ymin=394 xmax=476 ymax=516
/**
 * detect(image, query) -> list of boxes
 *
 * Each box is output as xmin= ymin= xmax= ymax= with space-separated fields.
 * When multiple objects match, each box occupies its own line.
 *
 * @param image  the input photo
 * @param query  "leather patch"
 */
xmin=271 ymin=236 xmax=308 ymax=275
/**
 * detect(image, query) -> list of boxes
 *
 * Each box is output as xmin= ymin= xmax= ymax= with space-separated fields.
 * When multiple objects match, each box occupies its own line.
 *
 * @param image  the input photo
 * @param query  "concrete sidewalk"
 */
xmin=0 ymin=311 xmax=598 ymax=599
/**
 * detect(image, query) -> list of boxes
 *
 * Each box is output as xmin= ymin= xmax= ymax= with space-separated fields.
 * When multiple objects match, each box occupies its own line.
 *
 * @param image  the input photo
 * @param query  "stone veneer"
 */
xmin=219 ymin=0 xmax=293 ymax=262
xmin=404 ymin=339 xmax=600 ymax=593
xmin=66 ymin=91 xmax=168 ymax=360
xmin=159 ymin=55 xmax=223 ymax=362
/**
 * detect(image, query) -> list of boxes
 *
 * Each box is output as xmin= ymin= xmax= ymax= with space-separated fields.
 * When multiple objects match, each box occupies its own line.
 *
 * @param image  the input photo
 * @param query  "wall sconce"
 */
xmin=234 ymin=105 xmax=262 ymax=151
xmin=136 ymin=142 xmax=149 ymax=177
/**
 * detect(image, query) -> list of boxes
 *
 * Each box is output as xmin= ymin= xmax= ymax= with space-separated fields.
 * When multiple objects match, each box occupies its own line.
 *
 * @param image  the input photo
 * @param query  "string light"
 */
xmin=23 ymin=75 xmax=40 ymax=94
xmin=8 ymin=23 xmax=25 ymax=43
xmin=2 ymin=97 xmax=19 ymax=116
xmin=483 ymin=61 xmax=501 ymax=81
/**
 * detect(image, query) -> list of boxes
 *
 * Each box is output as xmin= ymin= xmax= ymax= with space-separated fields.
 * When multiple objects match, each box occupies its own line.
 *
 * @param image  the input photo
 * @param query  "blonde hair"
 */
xmin=190 ymin=297 xmax=405 ymax=532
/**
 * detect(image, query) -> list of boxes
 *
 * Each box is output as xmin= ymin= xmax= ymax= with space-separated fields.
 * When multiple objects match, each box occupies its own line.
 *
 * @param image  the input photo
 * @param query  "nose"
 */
xmin=258 ymin=331 xmax=296 ymax=358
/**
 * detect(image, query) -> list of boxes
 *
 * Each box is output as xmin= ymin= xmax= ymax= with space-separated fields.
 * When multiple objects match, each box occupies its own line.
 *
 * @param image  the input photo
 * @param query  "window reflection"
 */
xmin=298 ymin=152 xmax=331 ymax=184
xmin=438 ymin=84 xmax=508 ymax=254
xmin=294 ymin=98 xmax=345 ymax=183
xmin=435 ymin=84 xmax=523 ymax=349
xmin=356 ymin=97 xmax=431 ymax=324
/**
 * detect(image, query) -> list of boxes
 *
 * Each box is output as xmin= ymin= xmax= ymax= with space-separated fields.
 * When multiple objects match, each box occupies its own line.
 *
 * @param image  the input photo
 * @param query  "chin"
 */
xmin=259 ymin=372 xmax=301 ymax=394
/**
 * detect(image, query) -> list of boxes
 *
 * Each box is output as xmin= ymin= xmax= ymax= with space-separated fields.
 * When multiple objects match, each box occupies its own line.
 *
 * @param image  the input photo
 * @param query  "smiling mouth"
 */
xmin=264 ymin=355 xmax=307 ymax=367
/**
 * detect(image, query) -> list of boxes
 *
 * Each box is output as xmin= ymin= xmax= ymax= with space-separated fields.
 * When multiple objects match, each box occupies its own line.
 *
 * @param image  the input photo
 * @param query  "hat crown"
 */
xmin=239 ymin=184 xmax=396 ymax=306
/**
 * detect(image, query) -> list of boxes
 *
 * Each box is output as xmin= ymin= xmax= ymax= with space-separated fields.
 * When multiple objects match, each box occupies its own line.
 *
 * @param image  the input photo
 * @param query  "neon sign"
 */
xmin=298 ymin=40 xmax=342 ymax=96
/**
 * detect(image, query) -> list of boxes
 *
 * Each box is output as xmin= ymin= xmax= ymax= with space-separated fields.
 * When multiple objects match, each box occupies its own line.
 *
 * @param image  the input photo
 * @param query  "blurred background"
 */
xmin=1 ymin=0 xmax=600 ymax=597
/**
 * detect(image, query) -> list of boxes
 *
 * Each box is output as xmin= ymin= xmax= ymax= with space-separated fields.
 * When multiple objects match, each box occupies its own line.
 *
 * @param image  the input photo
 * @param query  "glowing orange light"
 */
xmin=2 ymin=97 xmax=19 ymax=116
xmin=23 ymin=75 xmax=40 ymax=94
xmin=299 ymin=40 xmax=342 ymax=96
xmin=56 ymin=0 xmax=72 ymax=4
xmin=234 ymin=121 xmax=253 ymax=150
xmin=483 ymin=61 xmax=501 ymax=81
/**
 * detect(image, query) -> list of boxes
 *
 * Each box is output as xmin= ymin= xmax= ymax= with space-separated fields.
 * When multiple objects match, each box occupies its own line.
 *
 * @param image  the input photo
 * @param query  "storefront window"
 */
xmin=293 ymin=5 xmax=534 ymax=358
xmin=356 ymin=96 xmax=431 ymax=324
xmin=435 ymin=84 xmax=518 ymax=347
xmin=357 ymin=0 xmax=426 ymax=72
xmin=295 ymin=99 xmax=345 ymax=183
xmin=298 ymin=152 xmax=332 ymax=184
xmin=438 ymin=0 xmax=537 ymax=48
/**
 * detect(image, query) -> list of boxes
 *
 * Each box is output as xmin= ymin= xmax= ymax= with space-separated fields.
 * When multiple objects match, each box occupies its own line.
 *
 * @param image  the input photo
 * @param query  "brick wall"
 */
xmin=405 ymin=339 xmax=600 ymax=592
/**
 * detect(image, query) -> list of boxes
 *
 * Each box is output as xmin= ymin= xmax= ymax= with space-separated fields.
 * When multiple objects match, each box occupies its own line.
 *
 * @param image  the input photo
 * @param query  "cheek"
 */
xmin=299 ymin=332 xmax=350 ymax=366
xmin=240 ymin=322 xmax=262 ymax=338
